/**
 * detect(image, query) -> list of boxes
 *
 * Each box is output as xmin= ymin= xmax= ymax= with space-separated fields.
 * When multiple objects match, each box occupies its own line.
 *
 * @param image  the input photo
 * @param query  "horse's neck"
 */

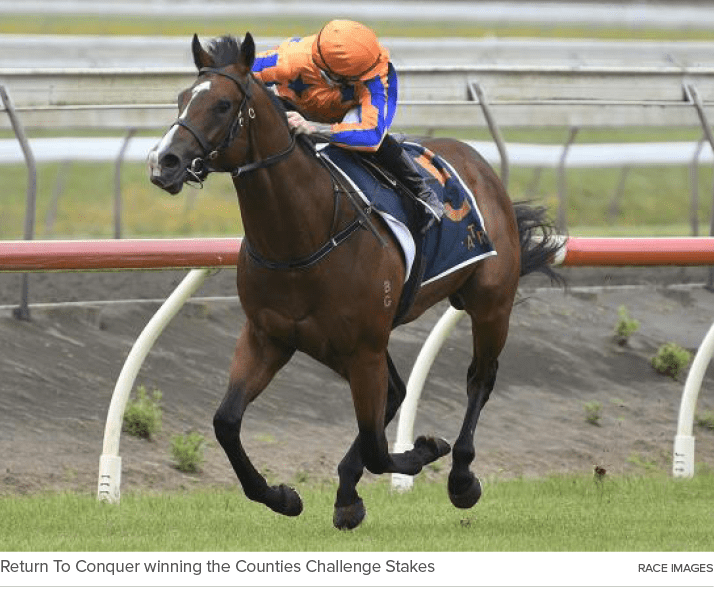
xmin=234 ymin=121 xmax=335 ymax=262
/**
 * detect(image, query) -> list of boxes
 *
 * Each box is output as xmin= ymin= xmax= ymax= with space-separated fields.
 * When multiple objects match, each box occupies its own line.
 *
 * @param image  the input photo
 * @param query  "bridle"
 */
xmin=173 ymin=66 xmax=296 ymax=185
xmin=169 ymin=65 xmax=384 ymax=271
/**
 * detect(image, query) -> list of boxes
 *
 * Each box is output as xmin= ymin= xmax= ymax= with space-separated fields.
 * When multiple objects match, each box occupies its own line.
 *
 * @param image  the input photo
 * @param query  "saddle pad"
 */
xmin=319 ymin=141 xmax=497 ymax=285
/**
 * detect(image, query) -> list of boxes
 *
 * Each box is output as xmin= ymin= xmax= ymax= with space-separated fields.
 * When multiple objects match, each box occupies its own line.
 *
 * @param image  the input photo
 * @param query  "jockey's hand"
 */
xmin=286 ymin=111 xmax=332 ymax=138
xmin=286 ymin=111 xmax=316 ymax=134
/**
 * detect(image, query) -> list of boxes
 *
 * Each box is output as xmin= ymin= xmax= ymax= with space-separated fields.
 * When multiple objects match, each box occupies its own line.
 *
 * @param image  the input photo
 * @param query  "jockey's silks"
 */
xmin=252 ymin=36 xmax=396 ymax=152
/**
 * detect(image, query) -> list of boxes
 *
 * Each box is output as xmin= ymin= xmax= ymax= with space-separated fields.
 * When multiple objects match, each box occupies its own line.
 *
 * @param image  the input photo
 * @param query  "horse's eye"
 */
xmin=216 ymin=99 xmax=232 ymax=114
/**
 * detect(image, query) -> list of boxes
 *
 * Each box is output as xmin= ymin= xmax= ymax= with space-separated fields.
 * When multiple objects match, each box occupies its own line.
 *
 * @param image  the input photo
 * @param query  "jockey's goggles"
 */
xmin=318 ymin=67 xmax=360 ymax=87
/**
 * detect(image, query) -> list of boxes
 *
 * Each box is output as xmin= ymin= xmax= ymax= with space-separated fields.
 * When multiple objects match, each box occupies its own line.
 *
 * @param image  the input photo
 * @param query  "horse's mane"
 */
xmin=204 ymin=35 xmax=242 ymax=68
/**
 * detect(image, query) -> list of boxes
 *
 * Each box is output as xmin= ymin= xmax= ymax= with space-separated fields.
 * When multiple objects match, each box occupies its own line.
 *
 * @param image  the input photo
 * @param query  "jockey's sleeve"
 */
xmin=329 ymin=63 xmax=398 ymax=152
xmin=252 ymin=50 xmax=281 ymax=85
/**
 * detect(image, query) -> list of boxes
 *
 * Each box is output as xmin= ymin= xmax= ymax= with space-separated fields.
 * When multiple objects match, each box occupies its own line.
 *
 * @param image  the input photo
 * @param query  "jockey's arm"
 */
xmin=289 ymin=69 xmax=396 ymax=152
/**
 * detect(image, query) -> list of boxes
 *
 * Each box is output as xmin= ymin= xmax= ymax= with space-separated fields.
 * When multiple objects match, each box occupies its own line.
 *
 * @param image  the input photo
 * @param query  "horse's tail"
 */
xmin=513 ymin=201 xmax=566 ymax=286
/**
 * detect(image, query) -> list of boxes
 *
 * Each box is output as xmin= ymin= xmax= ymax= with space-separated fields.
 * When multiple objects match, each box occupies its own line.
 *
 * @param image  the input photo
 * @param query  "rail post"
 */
xmin=0 ymin=84 xmax=37 ymax=321
xmin=689 ymin=136 xmax=706 ymax=236
xmin=673 ymin=321 xmax=714 ymax=478
xmin=557 ymin=126 xmax=579 ymax=233
xmin=468 ymin=81 xmax=509 ymax=189
xmin=97 ymin=267 xmax=212 ymax=503
xmin=684 ymin=83 xmax=714 ymax=289
xmin=114 ymin=127 xmax=137 ymax=239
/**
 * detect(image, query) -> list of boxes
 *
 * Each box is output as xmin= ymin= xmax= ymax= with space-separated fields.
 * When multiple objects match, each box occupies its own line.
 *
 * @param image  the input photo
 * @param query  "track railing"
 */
xmin=1 ymin=236 xmax=713 ymax=500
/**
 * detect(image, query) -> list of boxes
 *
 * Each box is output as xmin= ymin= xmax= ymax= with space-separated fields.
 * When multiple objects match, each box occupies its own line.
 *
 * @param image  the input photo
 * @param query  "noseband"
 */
xmin=173 ymin=67 xmax=296 ymax=184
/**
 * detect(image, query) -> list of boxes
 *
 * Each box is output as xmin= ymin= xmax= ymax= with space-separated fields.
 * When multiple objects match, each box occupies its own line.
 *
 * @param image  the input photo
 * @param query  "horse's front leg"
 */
xmin=334 ymin=352 xmax=406 ymax=530
xmin=334 ymin=350 xmax=450 ymax=529
xmin=213 ymin=321 xmax=299 ymax=516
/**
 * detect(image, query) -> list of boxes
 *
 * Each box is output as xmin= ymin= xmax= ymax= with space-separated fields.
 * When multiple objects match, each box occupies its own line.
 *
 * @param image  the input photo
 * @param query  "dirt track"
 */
xmin=1 ymin=265 xmax=713 ymax=496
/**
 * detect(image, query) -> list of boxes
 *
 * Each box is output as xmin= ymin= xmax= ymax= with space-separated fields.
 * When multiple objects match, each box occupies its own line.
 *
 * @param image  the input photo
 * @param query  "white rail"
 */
xmin=2 ymin=137 xmax=712 ymax=168
xmin=2 ymin=36 xmax=714 ymax=69
xmin=2 ymin=65 xmax=713 ymax=129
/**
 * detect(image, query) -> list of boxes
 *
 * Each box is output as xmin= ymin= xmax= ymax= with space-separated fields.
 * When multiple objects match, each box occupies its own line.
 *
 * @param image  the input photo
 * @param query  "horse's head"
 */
xmin=148 ymin=33 xmax=256 ymax=194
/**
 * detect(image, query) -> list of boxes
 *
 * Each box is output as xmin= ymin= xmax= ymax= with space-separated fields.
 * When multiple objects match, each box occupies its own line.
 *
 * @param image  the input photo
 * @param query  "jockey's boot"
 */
xmin=376 ymin=135 xmax=444 ymax=232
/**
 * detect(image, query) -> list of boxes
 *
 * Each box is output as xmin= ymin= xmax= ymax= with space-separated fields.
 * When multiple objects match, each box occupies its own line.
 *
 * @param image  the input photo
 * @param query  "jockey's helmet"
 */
xmin=312 ymin=20 xmax=382 ymax=82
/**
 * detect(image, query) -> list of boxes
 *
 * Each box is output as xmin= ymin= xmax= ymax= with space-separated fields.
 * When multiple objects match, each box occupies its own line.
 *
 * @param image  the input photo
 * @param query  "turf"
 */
xmin=0 ymin=473 xmax=712 ymax=551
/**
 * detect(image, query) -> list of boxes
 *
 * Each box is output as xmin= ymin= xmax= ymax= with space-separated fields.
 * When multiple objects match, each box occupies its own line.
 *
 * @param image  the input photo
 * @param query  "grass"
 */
xmin=1 ymin=161 xmax=242 ymax=240
xmin=0 ymin=473 xmax=713 ymax=551
xmin=2 ymin=155 xmax=712 ymax=240
xmin=3 ymin=15 xmax=714 ymax=41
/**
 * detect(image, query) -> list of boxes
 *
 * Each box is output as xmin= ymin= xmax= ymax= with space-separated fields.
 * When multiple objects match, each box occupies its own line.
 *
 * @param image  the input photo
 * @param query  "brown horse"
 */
xmin=148 ymin=33 xmax=563 ymax=530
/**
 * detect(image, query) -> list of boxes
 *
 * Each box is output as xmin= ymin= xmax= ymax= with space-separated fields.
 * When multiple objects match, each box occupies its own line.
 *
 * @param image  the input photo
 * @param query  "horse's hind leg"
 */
xmin=213 ymin=321 xmax=299 ymax=516
xmin=448 ymin=306 xmax=510 ymax=509
xmin=334 ymin=352 xmax=406 ymax=530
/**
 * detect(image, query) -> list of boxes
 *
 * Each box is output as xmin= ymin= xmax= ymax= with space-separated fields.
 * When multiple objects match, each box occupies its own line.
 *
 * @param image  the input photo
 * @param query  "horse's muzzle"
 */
xmin=147 ymin=147 xmax=187 ymax=195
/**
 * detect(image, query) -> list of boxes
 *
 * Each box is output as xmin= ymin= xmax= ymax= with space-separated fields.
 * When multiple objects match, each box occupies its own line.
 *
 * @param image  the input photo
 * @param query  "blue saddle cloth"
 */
xmin=320 ymin=141 xmax=496 ymax=286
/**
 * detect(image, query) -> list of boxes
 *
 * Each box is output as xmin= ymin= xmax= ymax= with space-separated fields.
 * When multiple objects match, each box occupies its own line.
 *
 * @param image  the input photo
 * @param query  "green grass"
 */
xmin=2 ymin=154 xmax=711 ymax=240
xmin=1 ymin=161 xmax=242 ymax=239
xmin=3 ymin=14 xmax=714 ymax=41
xmin=0 ymin=473 xmax=712 ymax=551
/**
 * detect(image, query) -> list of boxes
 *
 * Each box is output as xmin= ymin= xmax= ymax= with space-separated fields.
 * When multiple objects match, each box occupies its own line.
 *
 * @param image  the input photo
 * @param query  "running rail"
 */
xmin=0 ymin=236 xmax=713 ymax=499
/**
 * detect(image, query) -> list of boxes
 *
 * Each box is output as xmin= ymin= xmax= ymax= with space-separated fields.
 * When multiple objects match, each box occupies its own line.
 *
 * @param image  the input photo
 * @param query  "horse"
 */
xmin=148 ymin=33 xmax=564 ymax=530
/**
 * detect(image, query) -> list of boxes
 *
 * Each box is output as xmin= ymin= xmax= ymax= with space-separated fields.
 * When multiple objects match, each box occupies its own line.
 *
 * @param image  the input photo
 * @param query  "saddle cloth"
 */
xmin=318 ymin=141 xmax=497 ymax=286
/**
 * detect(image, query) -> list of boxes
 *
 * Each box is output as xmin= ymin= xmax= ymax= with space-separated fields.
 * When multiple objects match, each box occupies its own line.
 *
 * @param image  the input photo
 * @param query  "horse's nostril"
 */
xmin=160 ymin=153 xmax=181 ymax=170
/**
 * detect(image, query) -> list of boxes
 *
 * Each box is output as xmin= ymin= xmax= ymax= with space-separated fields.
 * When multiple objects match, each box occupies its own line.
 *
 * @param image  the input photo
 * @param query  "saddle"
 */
xmin=315 ymin=139 xmax=497 ymax=325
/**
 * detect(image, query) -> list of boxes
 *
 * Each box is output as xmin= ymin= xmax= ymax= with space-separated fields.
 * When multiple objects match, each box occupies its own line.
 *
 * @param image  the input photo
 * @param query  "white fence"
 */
xmin=2 ymin=136 xmax=713 ymax=169
xmin=2 ymin=35 xmax=714 ymax=69
xmin=2 ymin=65 xmax=713 ymax=129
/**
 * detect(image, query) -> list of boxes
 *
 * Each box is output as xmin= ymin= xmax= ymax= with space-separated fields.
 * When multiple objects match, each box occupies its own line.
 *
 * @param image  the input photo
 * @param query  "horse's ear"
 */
xmin=241 ymin=33 xmax=256 ymax=70
xmin=192 ymin=34 xmax=214 ymax=70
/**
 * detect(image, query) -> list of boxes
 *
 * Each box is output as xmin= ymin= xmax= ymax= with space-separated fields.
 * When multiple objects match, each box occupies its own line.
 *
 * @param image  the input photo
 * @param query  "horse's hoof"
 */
xmin=414 ymin=435 xmax=451 ymax=462
xmin=333 ymin=498 xmax=366 ymax=530
xmin=270 ymin=484 xmax=303 ymax=517
xmin=448 ymin=474 xmax=482 ymax=509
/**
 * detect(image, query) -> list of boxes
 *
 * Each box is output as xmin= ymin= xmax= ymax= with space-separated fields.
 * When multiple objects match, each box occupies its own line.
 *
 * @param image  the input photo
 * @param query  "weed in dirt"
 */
xmin=123 ymin=385 xmax=163 ymax=440
xmin=171 ymin=431 xmax=206 ymax=473
xmin=614 ymin=305 xmax=640 ymax=346
xmin=651 ymin=343 xmax=692 ymax=379
xmin=584 ymin=401 xmax=603 ymax=426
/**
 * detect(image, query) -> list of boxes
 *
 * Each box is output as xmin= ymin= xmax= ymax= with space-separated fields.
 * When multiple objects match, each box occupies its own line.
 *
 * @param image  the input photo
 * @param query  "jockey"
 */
xmin=252 ymin=19 xmax=444 ymax=226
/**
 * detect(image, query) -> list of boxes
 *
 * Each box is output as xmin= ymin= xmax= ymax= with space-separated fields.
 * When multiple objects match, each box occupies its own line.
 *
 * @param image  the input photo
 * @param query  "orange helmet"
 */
xmin=312 ymin=20 xmax=383 ymax=81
